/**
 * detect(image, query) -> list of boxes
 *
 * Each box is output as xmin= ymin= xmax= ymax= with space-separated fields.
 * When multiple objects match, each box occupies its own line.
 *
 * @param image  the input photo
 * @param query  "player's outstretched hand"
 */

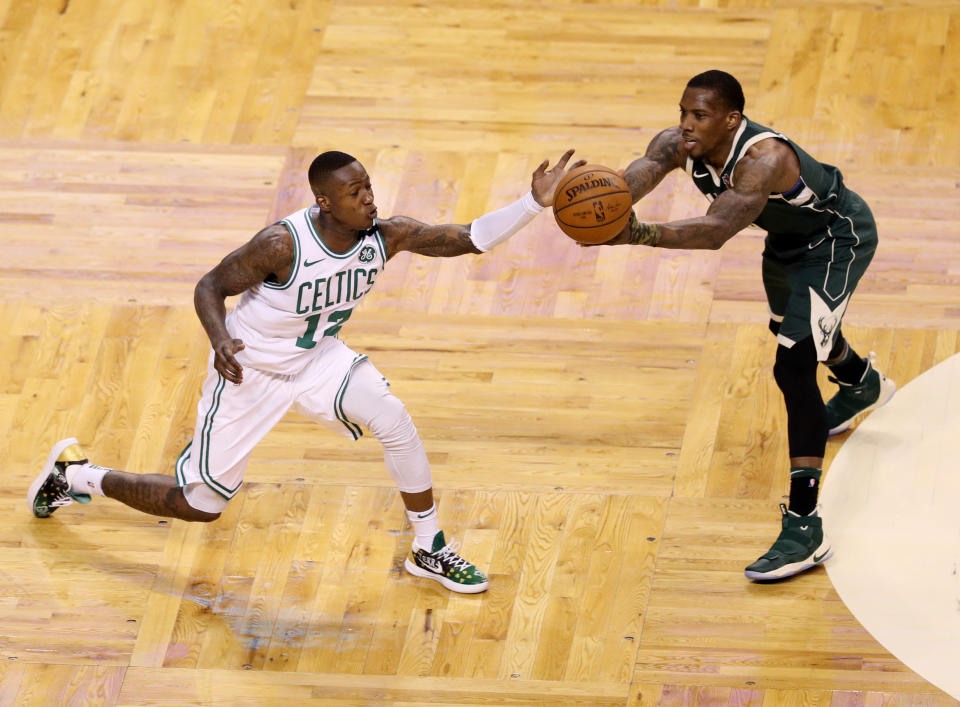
xmin=531 ymin=149 xmax=587 ymax=207
xmin=214 ymin=338 xmax=245 ymax=384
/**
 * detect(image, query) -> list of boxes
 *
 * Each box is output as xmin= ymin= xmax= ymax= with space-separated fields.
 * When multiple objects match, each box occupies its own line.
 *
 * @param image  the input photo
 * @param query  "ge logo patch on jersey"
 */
xmin=359 ymin=246 xmax=376 ymax=263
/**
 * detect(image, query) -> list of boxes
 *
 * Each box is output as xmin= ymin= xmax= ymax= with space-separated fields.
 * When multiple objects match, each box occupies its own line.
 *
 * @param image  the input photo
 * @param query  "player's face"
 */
xmin=678 ymin=87 xmax=740 ymax=164
xmin=321 ymin=161 xmax=378 ymax=229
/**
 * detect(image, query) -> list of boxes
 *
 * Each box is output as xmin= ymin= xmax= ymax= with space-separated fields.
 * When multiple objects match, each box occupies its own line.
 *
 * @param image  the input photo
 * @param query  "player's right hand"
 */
xmin=531 ymin=149 xmax=586 ymax=207
xmin=213 ymin=338 xmax=245 ymax=384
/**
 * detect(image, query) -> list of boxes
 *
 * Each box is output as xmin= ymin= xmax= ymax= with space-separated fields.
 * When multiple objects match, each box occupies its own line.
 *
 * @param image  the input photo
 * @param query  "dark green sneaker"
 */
xmin=745 ymin=504 xmax=832 ymax=581
xmin=27 ymin=438 xmax=92 ymax=518
xmin=825 ymin=354 xmax=896 ymax=435
xmin=404 ymin=530 xmax=489 ymax=593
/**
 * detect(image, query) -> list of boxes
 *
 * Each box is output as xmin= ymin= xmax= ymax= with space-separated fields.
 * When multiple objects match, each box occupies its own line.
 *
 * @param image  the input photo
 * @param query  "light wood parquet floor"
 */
xmin=1 ymin=1 xmax=959 ymax=705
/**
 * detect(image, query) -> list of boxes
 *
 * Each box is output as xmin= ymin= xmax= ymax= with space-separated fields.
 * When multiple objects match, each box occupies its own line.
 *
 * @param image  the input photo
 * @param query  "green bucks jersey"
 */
xmin=685 ymin=117 xmax=855 ymax=244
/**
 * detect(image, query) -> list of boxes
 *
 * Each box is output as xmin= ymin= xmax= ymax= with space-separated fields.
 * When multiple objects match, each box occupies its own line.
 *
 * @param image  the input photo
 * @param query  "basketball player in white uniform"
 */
xmin=28 ymin=148 xmax=581 ymax=593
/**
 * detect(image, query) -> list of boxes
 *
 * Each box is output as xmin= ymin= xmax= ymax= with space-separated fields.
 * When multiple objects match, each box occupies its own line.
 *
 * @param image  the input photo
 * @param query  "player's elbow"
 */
xmin=707 ymin=223 xmax=739 ymax=250
xmin=195 ymin=269 xmax=232 ymax=300
xmin=703 ymin=231 xmax=729 ymax=250
xmin=194 ymin=272 xmax=215 ymax=300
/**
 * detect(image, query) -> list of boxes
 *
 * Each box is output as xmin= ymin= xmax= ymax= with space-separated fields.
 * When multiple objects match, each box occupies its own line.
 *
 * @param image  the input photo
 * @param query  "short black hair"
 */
xmin=686 ymin=70 xmax=745 ymax=114
xmin=308 ymin=151 xmax=358 ymax=193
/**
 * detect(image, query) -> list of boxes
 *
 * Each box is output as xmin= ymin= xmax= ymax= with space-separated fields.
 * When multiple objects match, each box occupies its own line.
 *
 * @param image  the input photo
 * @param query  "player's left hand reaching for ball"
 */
xmin=531 ymin=149 xmax=587 ymax=207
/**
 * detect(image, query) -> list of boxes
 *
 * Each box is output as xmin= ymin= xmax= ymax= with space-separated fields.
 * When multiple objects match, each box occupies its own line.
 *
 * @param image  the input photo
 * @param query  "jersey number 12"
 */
xmin=296 ymin=309 xmax=353 ymax=349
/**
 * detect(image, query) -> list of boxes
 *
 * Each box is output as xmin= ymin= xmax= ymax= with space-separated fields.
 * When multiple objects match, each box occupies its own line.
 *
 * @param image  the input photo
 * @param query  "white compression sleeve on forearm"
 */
xmin=468 ymin=191 xmax=544 ymax=252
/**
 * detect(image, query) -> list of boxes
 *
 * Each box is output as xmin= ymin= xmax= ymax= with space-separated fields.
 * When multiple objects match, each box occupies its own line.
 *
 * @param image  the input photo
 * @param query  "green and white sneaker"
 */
xmin=27 ymin=437 xmax=92 ymax=518
xmin=826 ymin=353 xmax=896 ymax=435
xmin=404 ymin=531 xmax=489 ymax=594
xmin=744 ymin=504 xmax=832 ymax=581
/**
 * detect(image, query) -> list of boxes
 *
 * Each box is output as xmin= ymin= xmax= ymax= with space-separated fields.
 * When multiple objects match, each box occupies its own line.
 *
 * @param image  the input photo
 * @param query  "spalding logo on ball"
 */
xmin=552 ymin=164 xmax=632 ymax=244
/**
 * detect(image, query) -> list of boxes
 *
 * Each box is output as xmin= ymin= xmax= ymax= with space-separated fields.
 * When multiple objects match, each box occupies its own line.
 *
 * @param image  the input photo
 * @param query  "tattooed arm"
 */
xmin=381 ymin=149 xmax=580 ymax=259
xmin=637 ymin=140 xmax=789 ymax=250
xmin=380 ymin=216 xmax=480 ymax=258
xmin=194 ymin=223 xmax=295 ymax=383
xmin=597 ymin=139 xmax=792 ymax=250
xmin=622 ymin=127 xmax=686 ymax=202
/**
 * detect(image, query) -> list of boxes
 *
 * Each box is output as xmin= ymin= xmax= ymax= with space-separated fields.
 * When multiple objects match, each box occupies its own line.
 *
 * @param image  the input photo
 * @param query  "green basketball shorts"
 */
xmin=761 ymin=190 xmax=878 ymax=361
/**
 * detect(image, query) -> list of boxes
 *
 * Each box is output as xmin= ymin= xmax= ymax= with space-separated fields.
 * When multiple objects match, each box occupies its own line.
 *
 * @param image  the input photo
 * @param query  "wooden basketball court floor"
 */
xmin=1 ymin=1 xmax=959 ymax=704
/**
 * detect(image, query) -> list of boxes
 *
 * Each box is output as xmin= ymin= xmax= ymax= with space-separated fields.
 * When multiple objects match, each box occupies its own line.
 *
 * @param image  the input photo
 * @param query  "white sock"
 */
xmin=65 ymin=463 xmax=108 ymax=497
xmin=406 ymin=504 xmax=440 ymax=550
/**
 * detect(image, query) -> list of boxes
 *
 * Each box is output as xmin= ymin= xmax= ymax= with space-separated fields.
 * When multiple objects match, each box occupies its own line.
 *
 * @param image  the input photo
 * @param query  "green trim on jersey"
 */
xmin=373 ymin=223 xmax=389 ymax=262
xmin=305 ymin=207 xmax=367 ymax=259
xmin=264 ymin=219 xmax=301 ymax=291
xmin=334 ymin=354 xmax=369 ymax=440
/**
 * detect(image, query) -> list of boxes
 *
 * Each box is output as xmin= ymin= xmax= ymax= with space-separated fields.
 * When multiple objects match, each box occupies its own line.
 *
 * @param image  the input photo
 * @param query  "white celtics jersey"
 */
xmin=225 ymin=206 xmax=388 ymax=375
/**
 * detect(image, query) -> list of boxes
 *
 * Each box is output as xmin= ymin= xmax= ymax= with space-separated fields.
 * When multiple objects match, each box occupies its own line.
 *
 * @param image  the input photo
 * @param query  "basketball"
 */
xmin=552 ymin=164 xmax=633 ymax=244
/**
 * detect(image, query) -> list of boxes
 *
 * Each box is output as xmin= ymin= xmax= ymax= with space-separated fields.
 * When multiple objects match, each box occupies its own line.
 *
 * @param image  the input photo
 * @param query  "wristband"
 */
xmin=628 ymin=213 xmax=662 ymax=247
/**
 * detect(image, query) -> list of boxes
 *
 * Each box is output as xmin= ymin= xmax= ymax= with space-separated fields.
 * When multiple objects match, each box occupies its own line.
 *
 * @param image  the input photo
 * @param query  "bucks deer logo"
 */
xmin=818 ymin=312 xmax=840 ymax=347
xmin=808 ymin=288 xmax=851 ymax=359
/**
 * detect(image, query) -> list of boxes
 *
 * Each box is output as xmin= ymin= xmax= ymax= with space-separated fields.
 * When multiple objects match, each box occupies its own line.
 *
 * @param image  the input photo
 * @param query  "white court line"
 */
xmin=821 ymin=353 xmax=960 ymax=699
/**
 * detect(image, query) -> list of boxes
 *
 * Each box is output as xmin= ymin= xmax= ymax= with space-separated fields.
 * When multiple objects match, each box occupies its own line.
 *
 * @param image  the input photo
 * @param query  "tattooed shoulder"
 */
xmin=731 ymin=147 xmax=783 ymax=196
xmin=251 ymin=223 xmax=295 ymax=265
xmin=646 ymin=127 xmax=683 ymax=168
xmin=214 ymin=223 xmax=296 ymax=290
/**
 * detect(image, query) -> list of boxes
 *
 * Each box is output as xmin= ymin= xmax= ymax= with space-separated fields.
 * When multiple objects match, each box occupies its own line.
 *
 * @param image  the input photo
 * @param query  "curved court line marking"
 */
xmin=821 ymin=353 xmax=960 ymax=699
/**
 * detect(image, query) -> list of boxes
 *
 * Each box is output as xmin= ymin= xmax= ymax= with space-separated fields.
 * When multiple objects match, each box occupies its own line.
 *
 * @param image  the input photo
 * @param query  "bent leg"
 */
xmin=30 ymin=437 xmax=222 ymax=522
xmin=339 ymin=364 xmax=434 ymax=511
xmin=306 ymin=359 xmax=435 ymax=510
xmin=339 ymin=371 xmax=490 ymax=593
xmin=297 ymin=355 xmax=489 ymax=593
xmin=102 ymin=472 xmax=221 ymax=522
xmin=80 ymin=357 xmax=292 ymax=522
xmin=176 ymin=355 xmax=294 ymax=508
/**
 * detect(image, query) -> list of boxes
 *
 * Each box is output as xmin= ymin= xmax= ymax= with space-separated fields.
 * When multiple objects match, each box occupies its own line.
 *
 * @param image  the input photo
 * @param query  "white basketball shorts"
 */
xmin=175 ymin=336 xmax=378 ymax=513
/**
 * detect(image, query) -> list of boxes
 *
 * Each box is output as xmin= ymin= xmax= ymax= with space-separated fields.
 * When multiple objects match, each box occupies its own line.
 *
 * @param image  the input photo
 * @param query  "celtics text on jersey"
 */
xmin=224 ymin=206 xmax=388 ymax=375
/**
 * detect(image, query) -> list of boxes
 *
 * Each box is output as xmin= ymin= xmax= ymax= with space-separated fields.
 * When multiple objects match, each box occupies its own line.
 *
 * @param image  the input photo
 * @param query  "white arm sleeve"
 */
xmin=468 ymin=191 xmax=544 ymax=252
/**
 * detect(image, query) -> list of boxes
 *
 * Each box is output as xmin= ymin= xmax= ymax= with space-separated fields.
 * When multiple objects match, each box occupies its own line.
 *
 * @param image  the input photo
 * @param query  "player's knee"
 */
xmin=773 ymin=338 xmax=819 ymax=395
xmin=183 ymin=507 xmax=221 ymax=523
xmin=339 ymin=366 xmax=423 ymax=450
xmin=772 ymin=351 xmax=792 ymax=389
xmin=367 ymin=395 xmax=418 ymax=448
xmin=179 ymin=482 xmax=226 ymax=522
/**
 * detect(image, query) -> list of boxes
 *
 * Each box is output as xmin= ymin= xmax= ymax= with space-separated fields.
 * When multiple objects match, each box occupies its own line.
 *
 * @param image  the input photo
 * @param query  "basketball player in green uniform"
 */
xmin=599 ymin=70 xmax=895 ymax=580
